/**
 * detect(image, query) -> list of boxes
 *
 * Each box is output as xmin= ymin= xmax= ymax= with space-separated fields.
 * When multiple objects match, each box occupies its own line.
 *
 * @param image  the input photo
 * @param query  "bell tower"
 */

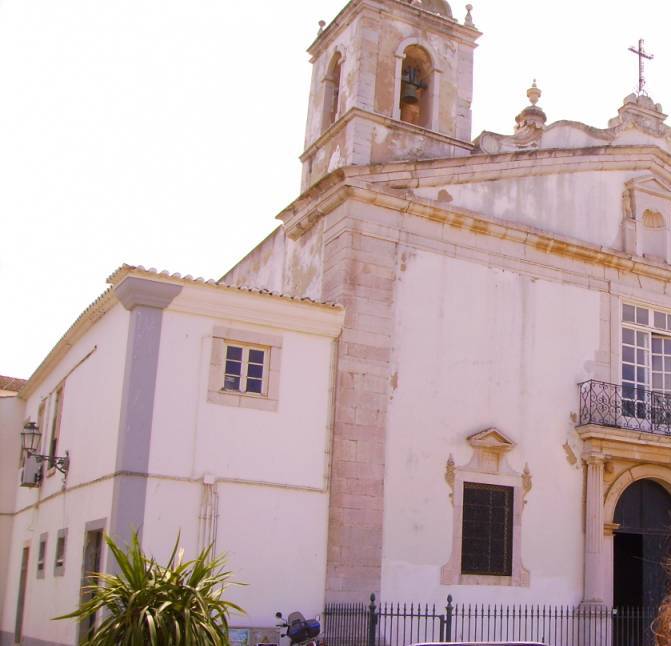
xmin=300 ymin=0 xmax=481 ymax=190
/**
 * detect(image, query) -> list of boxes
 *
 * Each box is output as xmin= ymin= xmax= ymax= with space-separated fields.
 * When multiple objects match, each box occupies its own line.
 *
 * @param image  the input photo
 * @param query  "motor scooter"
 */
xmin=275 ymin=610 xmax=323 ymax=646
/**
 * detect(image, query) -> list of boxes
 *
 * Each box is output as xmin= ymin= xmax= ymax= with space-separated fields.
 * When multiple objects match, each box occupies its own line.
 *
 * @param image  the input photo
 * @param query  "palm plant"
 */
xmin=56 ymin=532 xmax=243 ymax=646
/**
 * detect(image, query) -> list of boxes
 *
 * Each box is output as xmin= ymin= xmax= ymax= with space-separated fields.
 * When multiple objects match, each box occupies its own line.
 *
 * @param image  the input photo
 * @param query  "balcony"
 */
xmin=578 ymin=380 xmax=671 ymax=435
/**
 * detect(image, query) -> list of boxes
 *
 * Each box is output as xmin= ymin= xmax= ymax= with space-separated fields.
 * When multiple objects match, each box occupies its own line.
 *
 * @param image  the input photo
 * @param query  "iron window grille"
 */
xmin=461 ymin=482 xmax=513 ymax=576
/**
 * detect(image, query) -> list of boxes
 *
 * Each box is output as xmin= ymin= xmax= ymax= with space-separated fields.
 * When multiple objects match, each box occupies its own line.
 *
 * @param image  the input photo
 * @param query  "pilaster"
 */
xmin=583 ymin=453 xmax=606 ymax=604
xmin=108 ymin=277 xmax=182 ymax=551
xmin=322 ymin=226 xmax=397 ymax=601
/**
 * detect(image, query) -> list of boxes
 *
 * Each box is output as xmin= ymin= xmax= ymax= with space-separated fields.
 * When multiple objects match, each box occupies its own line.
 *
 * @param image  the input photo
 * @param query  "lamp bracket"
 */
xmin=27 ymin=450 xmax=70 ymax=476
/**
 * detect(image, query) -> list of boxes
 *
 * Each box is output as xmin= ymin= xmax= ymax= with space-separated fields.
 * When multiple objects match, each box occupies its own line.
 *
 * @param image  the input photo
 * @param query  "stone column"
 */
xmin=108 ymin=277 xmax=182 ymax=553
xmin=583 ymin=454 xmax=606 ymax=605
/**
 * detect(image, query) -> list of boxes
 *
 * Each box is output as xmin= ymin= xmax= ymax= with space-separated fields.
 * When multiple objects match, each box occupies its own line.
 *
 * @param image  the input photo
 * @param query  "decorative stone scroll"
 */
xmin=473 ymin=82 xmax=546 ymax=154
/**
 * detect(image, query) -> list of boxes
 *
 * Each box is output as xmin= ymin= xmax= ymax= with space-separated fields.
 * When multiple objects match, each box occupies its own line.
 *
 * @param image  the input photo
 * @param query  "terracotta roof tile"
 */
xmin=107 ymin=264 xmax=342 ymax=309
xmin=0 ymin=375 xmax=27 ymax=392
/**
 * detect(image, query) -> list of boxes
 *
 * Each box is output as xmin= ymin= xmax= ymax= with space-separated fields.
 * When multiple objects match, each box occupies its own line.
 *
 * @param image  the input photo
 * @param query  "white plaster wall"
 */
xmin=141 ymin=479 xmax=329 ymax=628
xmin=418 ymin=170 xmax=637 ymax=251
xmin=0 ymin=396 xmax=24 ymax=626
xmin=142 ymin=305 xmax=336 ymax=623
xmin=1 ymin=479 xmax=114 ymax=645
xmin=149 ymin=308 xmax=334 ymax=489
xmin=1 ymin=302 xmax=129 ymax=642
xmin=381 ymin=250 xmax=601 ymax=605
xmin=16 ymin=302 xmax=129 ymax=507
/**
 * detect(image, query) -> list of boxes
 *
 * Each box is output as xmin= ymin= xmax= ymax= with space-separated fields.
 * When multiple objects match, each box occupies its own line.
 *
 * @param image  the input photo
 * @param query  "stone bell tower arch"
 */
xmin=300 ymin=0 xmax=481 ymax=191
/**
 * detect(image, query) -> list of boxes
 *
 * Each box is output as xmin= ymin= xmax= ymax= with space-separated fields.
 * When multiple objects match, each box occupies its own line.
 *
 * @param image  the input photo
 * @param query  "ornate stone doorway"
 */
xmin=613 ymin=479 xmax=671 ymax=609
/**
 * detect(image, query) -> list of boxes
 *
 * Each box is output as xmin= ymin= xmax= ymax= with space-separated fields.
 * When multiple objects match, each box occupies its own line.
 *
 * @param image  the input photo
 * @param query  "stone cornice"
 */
xmin=111 ymin=268 xmax=346 ymax=337
xmin=114 ymin=276 xmax=183 ymax=311
xmin=367 ymin=145 xmax=671 ymax=188
xmin=278 ymin=177 xmax=671 ymax=283
xmin=171 ymin=284 xmax=345 ymax=339
xmin=300 ymin=106 xmax=473 ymax=163
xmin=577 ymin=424 xmax=671 ymax=462
xmin=307 ymin=0 xmax=480 ymax=61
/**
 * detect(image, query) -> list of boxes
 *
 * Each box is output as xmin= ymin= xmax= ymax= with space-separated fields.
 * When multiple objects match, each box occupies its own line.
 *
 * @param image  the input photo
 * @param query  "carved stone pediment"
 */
xmin=447 ymin=427 xmax=521 ymax=478
xmin=626 ymin=175 xmax=671 ymax=200
xmin=467 ymin=427 xmax=516 ymax=453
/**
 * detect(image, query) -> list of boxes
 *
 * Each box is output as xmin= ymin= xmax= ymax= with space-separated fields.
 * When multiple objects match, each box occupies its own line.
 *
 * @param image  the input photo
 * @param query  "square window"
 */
xmin=460 ymin=482 xmax=513 ymax=577
xmin=220 ymin=344 xmax=268 ymax=395
xmin=208 ymin=329 xmax=282 ymax=412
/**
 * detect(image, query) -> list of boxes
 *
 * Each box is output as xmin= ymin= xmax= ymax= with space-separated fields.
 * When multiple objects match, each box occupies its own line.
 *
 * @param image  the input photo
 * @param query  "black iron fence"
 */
xmin=578 ymin=379 xmax=671 ymax=435
xmin=322 ymin=595 xmax=658 ymax=646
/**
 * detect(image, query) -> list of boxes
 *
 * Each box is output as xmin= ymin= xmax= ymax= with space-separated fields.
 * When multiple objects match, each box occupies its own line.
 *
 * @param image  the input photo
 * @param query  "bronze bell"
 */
xmin=401 ymin=82 xmax=418 ymax=104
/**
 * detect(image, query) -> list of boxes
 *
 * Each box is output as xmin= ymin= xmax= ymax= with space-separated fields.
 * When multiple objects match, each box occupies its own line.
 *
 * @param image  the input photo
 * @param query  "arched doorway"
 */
xmin=613 ymin=478 xmax=671 ymax=609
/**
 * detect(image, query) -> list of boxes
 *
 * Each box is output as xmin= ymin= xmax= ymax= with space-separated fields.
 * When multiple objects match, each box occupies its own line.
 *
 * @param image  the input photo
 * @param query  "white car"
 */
xmin=409 ymin=642 xmax=546 ymax=646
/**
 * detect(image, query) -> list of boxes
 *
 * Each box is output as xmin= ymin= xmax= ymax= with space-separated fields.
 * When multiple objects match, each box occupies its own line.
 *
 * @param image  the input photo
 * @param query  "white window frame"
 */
xmin=621 ymin=302 xmax=671 ymax=429
xmin=221 ymin=342 xmax=270 ymax=397
xmin=622 ymin=302 xmax=671 ymax=388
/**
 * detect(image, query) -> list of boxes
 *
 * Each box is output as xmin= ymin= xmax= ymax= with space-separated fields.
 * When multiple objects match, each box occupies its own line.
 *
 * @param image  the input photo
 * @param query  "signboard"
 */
xmin=229 ymin=629 xmax=250 ymax=646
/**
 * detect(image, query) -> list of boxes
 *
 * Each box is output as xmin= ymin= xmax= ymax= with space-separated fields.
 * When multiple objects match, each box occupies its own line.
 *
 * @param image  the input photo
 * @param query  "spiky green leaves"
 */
xmin=55 ymin=532 xmax=244 ymax=646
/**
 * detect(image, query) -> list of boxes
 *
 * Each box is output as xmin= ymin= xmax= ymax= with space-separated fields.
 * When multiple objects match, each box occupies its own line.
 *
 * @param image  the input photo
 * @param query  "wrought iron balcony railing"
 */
xmin=579 ymin=379 xmax=671 ymax=435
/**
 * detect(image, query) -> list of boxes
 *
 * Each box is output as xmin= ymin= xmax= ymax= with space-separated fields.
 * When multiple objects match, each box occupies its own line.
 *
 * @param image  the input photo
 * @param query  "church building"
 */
xmin=3 ymin=0 xmax=671 ymax=643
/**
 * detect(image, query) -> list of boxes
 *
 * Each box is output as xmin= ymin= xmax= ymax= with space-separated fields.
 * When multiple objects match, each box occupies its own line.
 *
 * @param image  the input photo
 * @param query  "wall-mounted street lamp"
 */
xmin=21 ymin=421 xmax=70 ymax=478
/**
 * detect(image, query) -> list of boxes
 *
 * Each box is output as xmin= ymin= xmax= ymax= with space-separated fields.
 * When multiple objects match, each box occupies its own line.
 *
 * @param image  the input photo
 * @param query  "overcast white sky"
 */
xmin=3 ymin=0 xmax=671 ymax=379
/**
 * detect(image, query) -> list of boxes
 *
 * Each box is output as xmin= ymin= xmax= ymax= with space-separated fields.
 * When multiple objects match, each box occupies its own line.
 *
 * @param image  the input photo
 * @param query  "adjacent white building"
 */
xmin=5 ymin=0 xmax=671 ymax=644
xmin=1 ymin=266 xmax=344 ymax=645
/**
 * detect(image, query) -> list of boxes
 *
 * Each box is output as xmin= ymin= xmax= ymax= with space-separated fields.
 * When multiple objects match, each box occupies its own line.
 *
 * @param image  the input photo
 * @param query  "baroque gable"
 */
xmin=474 ymin=89 xmax=671 ymax=156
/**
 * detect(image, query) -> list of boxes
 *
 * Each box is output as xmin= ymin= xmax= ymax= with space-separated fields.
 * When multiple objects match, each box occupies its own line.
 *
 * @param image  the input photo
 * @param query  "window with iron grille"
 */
xmin=461 ymin=482 xmax=513 ymax=576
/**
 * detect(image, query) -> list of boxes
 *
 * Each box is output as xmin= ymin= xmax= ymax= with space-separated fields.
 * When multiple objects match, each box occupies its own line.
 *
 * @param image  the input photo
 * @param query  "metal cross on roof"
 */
xmin=629 ymin=38 xmax=654 ymax=95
